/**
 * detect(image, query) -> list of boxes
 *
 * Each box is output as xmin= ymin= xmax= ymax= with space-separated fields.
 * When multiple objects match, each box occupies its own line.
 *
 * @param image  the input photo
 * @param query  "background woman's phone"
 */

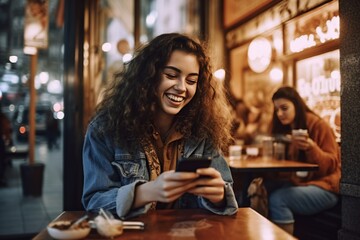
xmin=176 ymin=157 xmax=212 ymax=172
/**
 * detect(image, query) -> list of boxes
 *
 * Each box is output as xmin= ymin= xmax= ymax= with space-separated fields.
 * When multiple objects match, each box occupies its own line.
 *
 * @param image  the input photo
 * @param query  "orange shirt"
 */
xmin=150 ymin=125 xmax=183 ymax=172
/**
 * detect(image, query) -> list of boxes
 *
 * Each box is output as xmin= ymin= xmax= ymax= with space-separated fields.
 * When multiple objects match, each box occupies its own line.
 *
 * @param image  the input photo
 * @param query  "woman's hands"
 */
xmin=187 ymin=168 xmax=225 ymax=205
xmin=133 ymin=168 xmax=225 ymax=208
xmin=148 ymin=171 xmax=200 ymax=203
xmin=292 ymin=134 xmax=314 ymax=151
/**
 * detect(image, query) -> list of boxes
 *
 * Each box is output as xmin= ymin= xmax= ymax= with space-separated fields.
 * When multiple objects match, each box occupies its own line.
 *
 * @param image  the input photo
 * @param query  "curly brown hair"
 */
xmin=96 ymin=33 xmax=233 ymax=152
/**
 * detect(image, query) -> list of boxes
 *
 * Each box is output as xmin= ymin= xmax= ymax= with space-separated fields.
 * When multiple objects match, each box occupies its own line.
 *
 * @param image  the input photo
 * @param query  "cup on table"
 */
xmin=262 ymin=136 xmax=273 ymax=160
xmin=229 ymin=145 xmax=242 ymax=162
xmin=273 ymin=142 xmax=285 ymax=160
xmin=246 ymin=146 xmax=259 ymax=157
xmin=292 ymin=129 xmax=308 ymax=138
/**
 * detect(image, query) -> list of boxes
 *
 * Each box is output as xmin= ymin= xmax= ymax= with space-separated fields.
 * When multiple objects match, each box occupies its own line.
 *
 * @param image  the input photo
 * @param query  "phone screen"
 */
xmin=175 ymin=157 xmax=212 ymax=172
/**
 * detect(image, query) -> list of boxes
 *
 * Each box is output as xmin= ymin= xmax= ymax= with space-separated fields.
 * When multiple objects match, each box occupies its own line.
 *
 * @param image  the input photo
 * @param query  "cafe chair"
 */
xmin=247 ymin=177 xmax=268 ymax=218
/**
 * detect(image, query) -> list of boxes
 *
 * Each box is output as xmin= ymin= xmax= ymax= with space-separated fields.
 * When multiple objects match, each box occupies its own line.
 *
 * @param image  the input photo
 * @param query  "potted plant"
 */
xmin=20 ymin=52 xmax=45 ymax=197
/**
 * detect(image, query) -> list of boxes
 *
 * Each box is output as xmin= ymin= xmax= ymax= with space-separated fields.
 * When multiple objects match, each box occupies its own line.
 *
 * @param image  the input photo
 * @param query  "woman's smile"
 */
xmin=155 ymin=50 xmax=199 ymax=117
xmin=165 ymin=93 xmax=185 ymax=103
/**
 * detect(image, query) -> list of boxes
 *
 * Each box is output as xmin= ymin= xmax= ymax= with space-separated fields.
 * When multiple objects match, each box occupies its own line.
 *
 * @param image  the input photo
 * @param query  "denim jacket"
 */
xmin=82 ymin=114 xmax=238 ymax=219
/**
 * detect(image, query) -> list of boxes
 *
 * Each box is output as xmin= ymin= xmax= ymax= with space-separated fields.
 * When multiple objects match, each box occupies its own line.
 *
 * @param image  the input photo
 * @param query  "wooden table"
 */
xmin=228 ymin=157 xmax=319 ymax=173
xmin=33 ymin=208 xmax=296 ymax=240
xmin=227 ymin=157 xmax=319 ymax=206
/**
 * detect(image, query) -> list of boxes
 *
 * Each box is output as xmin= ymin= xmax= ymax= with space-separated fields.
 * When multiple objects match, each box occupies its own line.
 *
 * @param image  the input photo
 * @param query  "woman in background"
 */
xmin=267 ymin=86 xmax=340 ymax=235
xmin=82 ymin=33 xmax=238 ymax=219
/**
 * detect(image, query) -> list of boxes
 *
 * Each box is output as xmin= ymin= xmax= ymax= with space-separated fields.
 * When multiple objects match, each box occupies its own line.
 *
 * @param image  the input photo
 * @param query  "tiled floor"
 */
xmin=0 ymin=138 xmax=63 ymax=239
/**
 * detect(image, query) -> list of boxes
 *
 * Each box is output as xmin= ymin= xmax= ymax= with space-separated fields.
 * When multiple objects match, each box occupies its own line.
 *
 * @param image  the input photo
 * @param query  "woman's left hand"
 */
xmin=186 ymin=167 xmax=225 ymax=206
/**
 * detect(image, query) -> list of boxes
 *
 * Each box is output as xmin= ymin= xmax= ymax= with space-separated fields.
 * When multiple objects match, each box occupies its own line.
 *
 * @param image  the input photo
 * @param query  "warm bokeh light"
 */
xmin=214 ymin=69 xmax=226 ymax=81
xmin=47 ymin=80 xmax=63 ymax=94
xmin=122 ymin=53 xmax=132 ymax=63
xmin=53 ymin=102 xmax=62 ymax=112
xmin=9 ymin=55 xmax=18 ymax=63
xmin=270 ymin=68 xmax=283 ymax=82
xmin=39 ymin=72 xmax=49 ymax=84
xmin=247 ymin=37 xmax=272 ymax=73
xmin=56 ymin=111 xmax=65 ymax=120
xmin=19 ymin=126 xmax=26 ymax=134
xmin=102 ymin=42 xmax=112 ymax=52
xmin=146 ymin=11 xmax=157 ymax=27
xmin=23 ymin=46 xmax=37 ymax=55
xmin=331 ymin=70 xmax=340 ymax=79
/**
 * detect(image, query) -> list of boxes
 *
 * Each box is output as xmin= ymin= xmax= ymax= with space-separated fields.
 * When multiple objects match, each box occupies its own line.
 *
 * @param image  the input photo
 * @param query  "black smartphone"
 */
xmin=176 ymin=157 xmax=212 ymax=172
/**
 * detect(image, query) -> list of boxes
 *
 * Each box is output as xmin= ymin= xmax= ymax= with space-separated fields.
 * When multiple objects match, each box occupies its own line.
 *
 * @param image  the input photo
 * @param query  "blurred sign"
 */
xmin=24 ymin=0 xmax=49 ymax=49
xmin=284 ymin=1 xmax=338 ymax=54
xmin=296 ymin=50 xmax=341 ymax=142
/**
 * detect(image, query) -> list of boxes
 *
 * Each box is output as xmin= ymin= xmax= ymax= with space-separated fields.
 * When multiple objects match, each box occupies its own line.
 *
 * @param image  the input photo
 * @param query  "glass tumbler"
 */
xmin=273 ymin=142 xmax=285 ymax=160
xmin=229 ymin=145 xmax=242 ymax=162
xmin=262 ymin=136 xmax=273 ymax=160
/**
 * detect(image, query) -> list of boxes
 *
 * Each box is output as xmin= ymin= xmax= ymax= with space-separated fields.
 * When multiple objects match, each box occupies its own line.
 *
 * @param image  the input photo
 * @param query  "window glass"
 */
xmin=296 ymin=50 xmax=340 ymax=142
xmin=139 ymin=0 xmax=200 ymax=43
xmin=100 ymin=0 xmax=201 ymax=88
xmin=100 ymin=0 xmax=134 ymax=87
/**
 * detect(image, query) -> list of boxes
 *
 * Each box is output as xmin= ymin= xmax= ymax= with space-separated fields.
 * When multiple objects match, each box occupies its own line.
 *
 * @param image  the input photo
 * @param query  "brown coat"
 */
xmin=289 ymin=113 xmax=341 ymax=193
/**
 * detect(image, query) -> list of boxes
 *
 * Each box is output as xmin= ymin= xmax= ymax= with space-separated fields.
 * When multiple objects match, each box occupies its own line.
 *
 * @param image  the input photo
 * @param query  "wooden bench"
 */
xmin=293 ymin=198 xmax=341 ymax=240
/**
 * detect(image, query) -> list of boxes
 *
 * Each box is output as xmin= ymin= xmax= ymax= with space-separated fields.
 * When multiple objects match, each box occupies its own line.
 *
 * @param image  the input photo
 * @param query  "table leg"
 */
xmin=231 ymin=170 xmax=253 ymax=207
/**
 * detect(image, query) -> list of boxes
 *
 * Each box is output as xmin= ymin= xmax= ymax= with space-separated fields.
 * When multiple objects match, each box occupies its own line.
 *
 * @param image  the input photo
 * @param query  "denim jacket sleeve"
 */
xmin=81 ymin=118 xmax=152 ymax=219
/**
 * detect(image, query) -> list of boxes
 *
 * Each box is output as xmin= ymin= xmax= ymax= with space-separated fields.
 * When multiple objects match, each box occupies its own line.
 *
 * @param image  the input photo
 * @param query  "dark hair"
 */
xmin=271 ymin=86 xmax=315 ymax=135
xmin=96 ymin=33 xmax=233 ymax=151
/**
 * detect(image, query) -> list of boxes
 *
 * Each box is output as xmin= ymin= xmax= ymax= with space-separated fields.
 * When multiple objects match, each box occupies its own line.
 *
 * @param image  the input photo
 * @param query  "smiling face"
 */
xmin=155 ymin=50 xmax=199 ymax=119
xmin=273 ymin=98 xmax=296 ymax=126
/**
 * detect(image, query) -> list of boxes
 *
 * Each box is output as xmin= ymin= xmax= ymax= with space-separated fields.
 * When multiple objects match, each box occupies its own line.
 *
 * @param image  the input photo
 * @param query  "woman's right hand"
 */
xmin=292 ymin=134 xmax=314 ymax=151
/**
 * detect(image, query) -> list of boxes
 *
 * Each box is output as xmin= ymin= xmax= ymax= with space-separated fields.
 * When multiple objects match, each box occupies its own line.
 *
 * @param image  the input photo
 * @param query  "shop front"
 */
xmin=286 ymin=1 xmax=340 ymax=142
xmin=224 ymin=0 xmax=340 ymax=141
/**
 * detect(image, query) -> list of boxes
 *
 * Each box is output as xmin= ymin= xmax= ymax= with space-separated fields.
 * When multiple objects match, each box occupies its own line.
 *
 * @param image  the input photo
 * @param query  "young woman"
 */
xmin=82 ymin=33 xmax=238 ymax=219
xmin=268 ymin=86 xmax=340 ymax=234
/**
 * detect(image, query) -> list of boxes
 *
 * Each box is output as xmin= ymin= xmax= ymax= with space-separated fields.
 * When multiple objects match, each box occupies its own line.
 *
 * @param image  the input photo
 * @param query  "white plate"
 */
xmin=47 ymin=221 xmax=91 ymax=239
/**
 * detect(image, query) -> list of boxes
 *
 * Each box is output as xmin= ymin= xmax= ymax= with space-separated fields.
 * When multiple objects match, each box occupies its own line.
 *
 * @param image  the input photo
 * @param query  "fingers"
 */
xmin=152 ymin=171 xmax=200 ymax=202
xmin=303 ymin=138 xmax=314 ymax=151
xmin=195 ymin=167 xmax=220 ymax=178
xmin=152 ymin=169 xmax=226 ymax=204
xmin=187 ymin=168 xmax=225 ymax=203
xmin=187 ymin=182 xmax=225 ymax=204
xmin=188 ymin=187 xmax=225 ymax=203
xmin=292 ymin=135 xmax=313 ymax=151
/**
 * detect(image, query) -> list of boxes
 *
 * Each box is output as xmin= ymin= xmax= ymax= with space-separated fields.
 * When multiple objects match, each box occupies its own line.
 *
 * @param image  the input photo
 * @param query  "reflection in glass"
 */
xmin=296 ymin=50 xmax=340 ymax=141
xmin=139 ymin=0 xmax=200 ymax=43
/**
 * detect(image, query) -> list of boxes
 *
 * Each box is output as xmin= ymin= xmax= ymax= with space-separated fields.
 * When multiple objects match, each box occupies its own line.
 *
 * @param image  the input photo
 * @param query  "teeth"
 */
xmin=167 ymin=94 xmax=184 ymax=102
